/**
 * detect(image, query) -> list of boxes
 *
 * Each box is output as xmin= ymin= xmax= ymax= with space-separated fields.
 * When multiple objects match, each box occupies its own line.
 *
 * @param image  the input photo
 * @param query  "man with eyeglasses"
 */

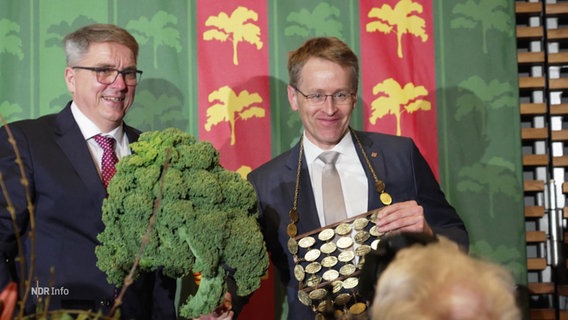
xmin=0 ymin=24 xmax=176 ymax=319
xmin=244 ymin=37 xmax=468 ymax=319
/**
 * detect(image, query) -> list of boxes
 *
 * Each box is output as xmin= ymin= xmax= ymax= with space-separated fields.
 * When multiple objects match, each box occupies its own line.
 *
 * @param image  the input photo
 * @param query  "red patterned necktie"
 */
xmin=94 ymin=134 xmax=119 ymax=189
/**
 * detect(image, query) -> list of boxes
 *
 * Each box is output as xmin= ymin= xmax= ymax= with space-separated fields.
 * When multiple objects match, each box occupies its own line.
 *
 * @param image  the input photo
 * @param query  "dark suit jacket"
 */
xmin=0 ymin=103 xmax=176 ymax=319
xmin=247 ymin=130 xmax=469 ymax=319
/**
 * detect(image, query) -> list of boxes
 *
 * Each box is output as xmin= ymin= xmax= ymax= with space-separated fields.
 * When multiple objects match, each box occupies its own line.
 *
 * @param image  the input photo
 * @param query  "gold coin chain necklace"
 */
xmin=286 ymin=129 xmax=392 ymax=319
xmin=286 ymin=128 xmax=392 ymax=240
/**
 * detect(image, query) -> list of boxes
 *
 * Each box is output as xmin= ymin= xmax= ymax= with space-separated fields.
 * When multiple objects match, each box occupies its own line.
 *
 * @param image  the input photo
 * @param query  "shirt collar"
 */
xmin=302 ymin=130 xmax=355 ymax=165
xmin=70 ymin=101 xmax=124 ymax=143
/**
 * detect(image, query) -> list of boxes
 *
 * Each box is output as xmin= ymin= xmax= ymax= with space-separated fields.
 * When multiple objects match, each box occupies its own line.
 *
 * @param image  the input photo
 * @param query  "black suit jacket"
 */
xmin=247 ymin=130 xmax=469 ymax=319
xmin=0 ymin=103 xmax=176 ymax=319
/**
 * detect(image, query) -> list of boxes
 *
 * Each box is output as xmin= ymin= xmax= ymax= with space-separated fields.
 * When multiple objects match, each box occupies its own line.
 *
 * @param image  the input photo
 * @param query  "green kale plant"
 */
xmin=95 ymin=127 xmax=269 ymax=318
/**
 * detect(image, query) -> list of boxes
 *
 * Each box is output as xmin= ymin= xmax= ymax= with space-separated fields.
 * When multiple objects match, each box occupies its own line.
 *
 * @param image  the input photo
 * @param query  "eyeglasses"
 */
xmin=292 ymin=86 xmax=354 ymax=105
xmin=72 ymin=66 xmax=143 ymax=86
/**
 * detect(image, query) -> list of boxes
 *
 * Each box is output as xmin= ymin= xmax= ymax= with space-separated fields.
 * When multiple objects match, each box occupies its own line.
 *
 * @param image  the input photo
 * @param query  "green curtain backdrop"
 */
xmin=435 ymin=0 xmax=526 ymax=281
xmin=1 ymin=0 xmax=525 ymax=319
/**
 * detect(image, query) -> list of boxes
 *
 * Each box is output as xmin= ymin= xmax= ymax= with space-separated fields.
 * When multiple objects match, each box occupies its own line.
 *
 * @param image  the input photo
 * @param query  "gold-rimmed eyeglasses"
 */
xmin=72 ymin=66 xmax=143 ymax=86
xmin=292 ymin=86 xmax=354 ymax=105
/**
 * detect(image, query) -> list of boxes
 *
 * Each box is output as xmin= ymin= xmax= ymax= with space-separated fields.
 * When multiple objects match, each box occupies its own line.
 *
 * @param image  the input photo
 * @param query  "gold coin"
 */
xmin=306 ymin=274 xmax=322 ymax=287
xmin=321 ymin=256 xmax=338 ymax=268
xmin=298 ymin=236 xmax=316 ymax=248
xmin=353 ymin=217 xmax=369 ymax=231
xmin=354 ymin=231 xmax=370 ymax=244
xmin=336 ymin=236 xmax=353 ymax=249
xmin=349 ymin=302 xmax=367 ymax=315
xmin=339 ymin=263 xmax=357 ymax=276
xmin=371 ymin=239 xmax=380 ymax=250
xmin=322 ymin=269 xmax=339 ymax=282
xmin=334 ymin=293 xmax=351 ymax=306
xmin=287 ymin=223 xmax=297 ymax=237
xmin=298 ymin=290 xmax=311 ymax=306
xmin=318 ymin=229 xmax=335 ymax=242
xmin=375 ymin=180 xmax=385 ymax=193
xmin=289 ymin=208 xmax=299 ymax=222
xmin=369 ymin=225 xmax=383 ymax=237
xmin=338 ymin=250 xmax=355 ymax=263
xmin=320 ymin=242 xmax=337 ymax=254
xmin=305 ymin=262 xmax=322 ymax=274
xmin=294 ymin=264 xmax=305 ymax=282
xmin=287 ymin=238 xmax=298 ymax=255
xmin=355 ymin=244 xmax=372 ymax=256
xmin=331 ymin=280 xmax=343 ymax=294
xmin=357 ymin=258 xmax=366 ymax=270
xmin=380 ymin=192 xmax=392 ymax=205
xmin=369 ymin=209 xmax=379 ymax=222
xmin=342 ymin=277 xmax=359 ymax=289
xmin=316 ymin=299 xmax=334 ymax=313
xmin=315 ymin=313 xmax=326 ymax=320
xmin=305 ymin=249 xmax=321 ymax=262
xmin=309 ymin=288 xmax=328 ymax=300
xmin=335 ymin=223 xmax=352 ymax=236
xmin=334 ymin=310 xmax=344 ymax=319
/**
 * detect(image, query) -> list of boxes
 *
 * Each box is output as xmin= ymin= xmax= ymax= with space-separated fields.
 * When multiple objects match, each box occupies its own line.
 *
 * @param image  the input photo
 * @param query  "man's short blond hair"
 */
xmin=287 ymin=36 xmax=358 ymax=92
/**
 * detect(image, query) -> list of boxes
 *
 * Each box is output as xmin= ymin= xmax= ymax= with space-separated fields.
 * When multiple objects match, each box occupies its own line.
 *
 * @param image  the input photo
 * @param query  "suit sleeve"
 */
xmin=410 ymin=142 xmax=469 ymax=250
xmin=150 ymin=269 xmax=177 ymax=319
xmin=0 ymin=124 xmax=31 ymax=289
xmin=120 ymin=269 xmax=177 ymax=319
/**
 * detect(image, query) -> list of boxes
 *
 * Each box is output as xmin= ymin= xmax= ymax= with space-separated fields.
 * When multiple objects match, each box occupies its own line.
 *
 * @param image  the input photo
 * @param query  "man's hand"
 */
xmin=194 ymin=292 xmax=233 ymax=320
xmin=375 ymin=200 xmax=433 ymax=235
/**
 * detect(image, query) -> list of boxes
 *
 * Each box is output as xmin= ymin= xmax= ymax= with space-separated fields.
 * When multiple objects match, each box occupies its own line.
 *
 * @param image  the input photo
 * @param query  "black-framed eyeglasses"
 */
xmin=72 ymin=66 xmax=143 ymax=86
xmin=292 ymin=86 xmax=354 ymax=105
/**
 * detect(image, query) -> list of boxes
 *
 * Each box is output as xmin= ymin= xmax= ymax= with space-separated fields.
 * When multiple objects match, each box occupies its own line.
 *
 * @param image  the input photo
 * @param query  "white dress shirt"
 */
xmin=70 ymin=102 xmax=131 ymax=177
xmin=303 ymin=130 xmax=369 ymax=227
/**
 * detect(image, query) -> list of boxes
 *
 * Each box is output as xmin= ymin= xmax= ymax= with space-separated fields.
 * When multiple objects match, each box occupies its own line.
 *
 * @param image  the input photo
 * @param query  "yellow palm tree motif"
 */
xmin=203 ymin=6 xmax=263 ymax=65
xmin=236 ymin=165 xmax=252 ymax=180
xmin=366 ymin=0 xmax=428 ymax=58
xmin=204 ymin=85 xmax=265 ymax=145
xmin=370 ymin=78 xmax=431 ymax=136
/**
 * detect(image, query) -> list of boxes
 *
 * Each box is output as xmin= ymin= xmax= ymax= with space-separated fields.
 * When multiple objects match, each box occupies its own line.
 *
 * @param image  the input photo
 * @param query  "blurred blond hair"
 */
xmin=370 ymin=236 xmax=521 ymax=320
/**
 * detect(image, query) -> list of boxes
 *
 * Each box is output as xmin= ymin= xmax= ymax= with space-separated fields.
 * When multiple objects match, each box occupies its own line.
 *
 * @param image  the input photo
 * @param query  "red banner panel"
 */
xmin=359 ymin=0 xmax=439 ymax=177
xmin=196 ymin=1 xmax=272 ymax=173
xmin=196 ymin=1 xmax=274 ymax=318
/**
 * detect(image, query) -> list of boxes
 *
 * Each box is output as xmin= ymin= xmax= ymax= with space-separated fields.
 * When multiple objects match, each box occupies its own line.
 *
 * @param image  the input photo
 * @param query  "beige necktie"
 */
xmin=319 ymin=151 xmax=347 ymax=225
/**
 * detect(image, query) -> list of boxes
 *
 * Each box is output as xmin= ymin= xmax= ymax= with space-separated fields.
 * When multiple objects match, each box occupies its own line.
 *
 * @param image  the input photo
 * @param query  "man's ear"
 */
xmin=287 ymin=85 xmax=299 ymax=111
xmin=64 ymin=67 xmax=76 ymax=94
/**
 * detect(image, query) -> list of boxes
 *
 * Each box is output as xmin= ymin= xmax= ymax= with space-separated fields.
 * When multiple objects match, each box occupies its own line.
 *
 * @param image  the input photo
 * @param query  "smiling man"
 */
xmin=0 ymin=24 xmax=176 ymax=319
xmin=245 ymin=37 xmax=469 ymax=319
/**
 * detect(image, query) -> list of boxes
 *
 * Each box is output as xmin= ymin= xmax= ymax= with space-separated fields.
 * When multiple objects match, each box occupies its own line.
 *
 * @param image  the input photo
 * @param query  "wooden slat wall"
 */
xmin=517 ymin=1 xmax=568 ymax=318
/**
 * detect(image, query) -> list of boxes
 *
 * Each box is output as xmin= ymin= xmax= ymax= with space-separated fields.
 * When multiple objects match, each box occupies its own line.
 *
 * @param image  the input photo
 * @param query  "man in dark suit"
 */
xmin=246 ymin=37 xmax=468 ymax=319
xmin=0 ymin=24 xmax=176 ymax=319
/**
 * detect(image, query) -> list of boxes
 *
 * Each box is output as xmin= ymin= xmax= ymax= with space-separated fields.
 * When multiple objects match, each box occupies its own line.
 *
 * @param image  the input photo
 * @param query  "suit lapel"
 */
xmin=352 ymin=130 xmax=386 ymax=211
xmin=54 ymin=104 xmax=106 ymax=201
xmin=285 ymin=142 xmax=321 ymax=234
xmin=124 ymin=124 xmax=141 ymax=144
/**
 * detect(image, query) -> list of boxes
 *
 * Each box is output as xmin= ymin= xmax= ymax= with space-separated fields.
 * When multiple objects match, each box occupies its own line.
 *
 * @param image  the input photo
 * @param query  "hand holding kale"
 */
xmin=95 ymin=128 xmax=269 ymax=318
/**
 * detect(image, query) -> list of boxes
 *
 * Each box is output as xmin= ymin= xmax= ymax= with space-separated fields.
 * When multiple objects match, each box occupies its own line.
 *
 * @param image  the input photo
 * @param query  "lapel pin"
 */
xmin=371 ymin=152 xmax=378 ymax=158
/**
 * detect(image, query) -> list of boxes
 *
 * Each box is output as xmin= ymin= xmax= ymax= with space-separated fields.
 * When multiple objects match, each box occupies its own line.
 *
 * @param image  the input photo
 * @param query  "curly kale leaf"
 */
xmin=95 ymin=128 xmax=269 ymax=318
xmin=224 ymin=214 xmax=269 ymax=296
xmin=179 ymin=266 xmax=226 ymax=318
